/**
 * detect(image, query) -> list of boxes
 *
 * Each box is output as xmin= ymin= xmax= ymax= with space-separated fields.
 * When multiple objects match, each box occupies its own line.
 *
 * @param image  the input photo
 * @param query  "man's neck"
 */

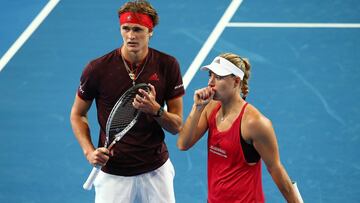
xmin=121 ymin=47 xmax=149 ymax=65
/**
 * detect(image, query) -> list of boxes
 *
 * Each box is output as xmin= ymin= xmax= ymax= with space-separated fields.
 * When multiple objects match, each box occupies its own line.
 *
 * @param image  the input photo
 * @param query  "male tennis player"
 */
xmin=177 ymin=53 xmax=302 ymax=202
xmin=70 ymin=1 xmax=184 ymax=202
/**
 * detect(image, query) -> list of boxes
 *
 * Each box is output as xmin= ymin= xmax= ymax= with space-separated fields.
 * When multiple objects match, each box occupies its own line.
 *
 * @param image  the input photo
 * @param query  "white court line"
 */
xmin=227 ymin=22 xmax=360 ymax=28
xmin=0 ymin=0 xmax=60 ymax=72
xmin=182 ymin=0 xmax=243 ymax=89
xmin=183 ymin=19 xmax=360 ymax=88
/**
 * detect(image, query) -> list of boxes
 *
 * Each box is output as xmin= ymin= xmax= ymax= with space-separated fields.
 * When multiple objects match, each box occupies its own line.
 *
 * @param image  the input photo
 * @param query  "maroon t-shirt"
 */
xmin=77 ymin=48 xmax=184 ymax=176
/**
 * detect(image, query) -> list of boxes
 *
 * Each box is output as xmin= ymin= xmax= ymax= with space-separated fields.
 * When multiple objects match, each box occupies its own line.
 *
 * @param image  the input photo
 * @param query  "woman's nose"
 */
xmin=208 ymin=76 xmax=215 ymax=87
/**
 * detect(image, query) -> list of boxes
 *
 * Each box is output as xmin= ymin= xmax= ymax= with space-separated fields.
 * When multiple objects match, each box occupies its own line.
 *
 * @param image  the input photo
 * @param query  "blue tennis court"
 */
xmin=1 ymin=0 xmax=360 ymax=202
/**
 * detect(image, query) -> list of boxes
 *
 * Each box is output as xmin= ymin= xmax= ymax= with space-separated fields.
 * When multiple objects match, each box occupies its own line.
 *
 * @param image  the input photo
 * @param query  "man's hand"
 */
xmin=86 ymin=147 xmax=110 ymax=167
xmin=133 ymin=83 xmax=160 ymax=115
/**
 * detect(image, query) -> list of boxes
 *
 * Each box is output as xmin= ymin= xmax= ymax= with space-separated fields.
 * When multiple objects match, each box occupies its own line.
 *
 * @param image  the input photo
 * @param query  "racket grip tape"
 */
xmin=83 ymin=166 xmax=101 ymax=190
xmin=292 ymin=181 xmax=304 ymax=203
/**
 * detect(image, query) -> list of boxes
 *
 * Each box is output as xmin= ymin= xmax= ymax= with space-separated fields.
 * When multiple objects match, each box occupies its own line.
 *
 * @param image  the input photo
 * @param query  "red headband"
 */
xmin=119 ymin=12 xmax=154 ymax=30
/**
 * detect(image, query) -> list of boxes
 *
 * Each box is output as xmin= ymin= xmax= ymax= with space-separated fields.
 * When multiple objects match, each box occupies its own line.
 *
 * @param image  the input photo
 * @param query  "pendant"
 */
xmin=129 ymin=73 xmax=135 ymax=80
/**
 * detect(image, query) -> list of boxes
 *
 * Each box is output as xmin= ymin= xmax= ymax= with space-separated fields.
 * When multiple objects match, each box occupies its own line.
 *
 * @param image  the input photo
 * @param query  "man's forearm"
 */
xmin=71 ymin=115 xmax=95 ymax=157
xmin=154 ymin=111 xmax=182 ymax=134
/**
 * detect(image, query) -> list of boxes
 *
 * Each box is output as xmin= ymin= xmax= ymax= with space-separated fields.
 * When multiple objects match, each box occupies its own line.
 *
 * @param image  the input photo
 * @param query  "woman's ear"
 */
xmin=235 ymin=77 xmax=241 ymax=88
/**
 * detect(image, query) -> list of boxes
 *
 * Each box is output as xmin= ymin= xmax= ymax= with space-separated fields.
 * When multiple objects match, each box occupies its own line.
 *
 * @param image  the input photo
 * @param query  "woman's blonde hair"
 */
xmin=219 ymin=53 xmax=251 ymax=100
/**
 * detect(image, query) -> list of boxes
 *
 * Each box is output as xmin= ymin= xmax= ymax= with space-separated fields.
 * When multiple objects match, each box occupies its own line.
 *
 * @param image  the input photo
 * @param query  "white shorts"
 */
xmin=93 ymin=159 xmax=175 ymax=203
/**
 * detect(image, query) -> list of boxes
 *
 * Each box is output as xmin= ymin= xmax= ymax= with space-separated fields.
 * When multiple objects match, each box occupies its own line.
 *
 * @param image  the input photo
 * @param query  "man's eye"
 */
xmin=122 ymin=27 xmax=130 ymax=31
xmin=133 ymin=27 xmax=143 ymax=32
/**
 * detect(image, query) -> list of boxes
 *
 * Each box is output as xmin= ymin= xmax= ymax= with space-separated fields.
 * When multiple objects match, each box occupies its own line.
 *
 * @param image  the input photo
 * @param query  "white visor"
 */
xmin=201 ymin=56 xmax=244 ymax=80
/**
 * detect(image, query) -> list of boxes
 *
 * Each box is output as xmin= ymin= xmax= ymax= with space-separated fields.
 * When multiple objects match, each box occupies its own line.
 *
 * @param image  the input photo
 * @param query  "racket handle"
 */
xmin=83 ymin=166 xmax=101 ymax=190
xmin=292 ymin=181 xmax=304 ymax=203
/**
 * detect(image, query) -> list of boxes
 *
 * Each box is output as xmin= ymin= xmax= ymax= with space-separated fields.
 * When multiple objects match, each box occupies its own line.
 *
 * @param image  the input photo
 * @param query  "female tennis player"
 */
xmin=177 ymin=53 xmax=302 ymax=202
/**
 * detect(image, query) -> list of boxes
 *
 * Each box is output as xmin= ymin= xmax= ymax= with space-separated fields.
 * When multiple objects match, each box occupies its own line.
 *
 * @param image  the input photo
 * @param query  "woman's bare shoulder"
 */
xmin=243 ymin=103 xmax=273 ymax=134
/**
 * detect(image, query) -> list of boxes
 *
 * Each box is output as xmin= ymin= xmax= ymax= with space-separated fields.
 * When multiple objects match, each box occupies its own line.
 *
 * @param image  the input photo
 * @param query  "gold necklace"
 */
xmin=121 ymin=53 xmax=148 ymax=86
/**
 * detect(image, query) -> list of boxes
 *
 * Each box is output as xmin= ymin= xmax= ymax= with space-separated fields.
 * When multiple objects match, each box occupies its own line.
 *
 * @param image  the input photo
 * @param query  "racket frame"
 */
xmin=83 ymin=83 xmax=150 ymax=190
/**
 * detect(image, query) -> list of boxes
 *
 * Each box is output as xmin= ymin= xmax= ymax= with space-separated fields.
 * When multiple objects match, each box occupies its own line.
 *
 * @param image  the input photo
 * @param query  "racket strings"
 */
xmin=107 ymin=85 xmax=150 ymax=138
xmin=108 ymin=90 xmax=138 ymax=136
xmin=110 ymin=112 xmax=136 ymax=128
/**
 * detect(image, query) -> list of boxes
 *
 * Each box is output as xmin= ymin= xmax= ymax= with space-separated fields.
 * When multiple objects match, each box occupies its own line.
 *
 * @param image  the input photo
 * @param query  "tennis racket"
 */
xmin=292 ymin=181 xmax=304 ymax=203
xmin=83 ymin=83 xmax=150 ymax=190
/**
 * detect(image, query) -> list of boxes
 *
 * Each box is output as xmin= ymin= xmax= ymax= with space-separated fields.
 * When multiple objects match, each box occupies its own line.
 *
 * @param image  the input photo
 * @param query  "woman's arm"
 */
xmin=245 ymin=109 xmax=301 ymax=203
xmin=177 ymin=87 xmax=214 ymax=150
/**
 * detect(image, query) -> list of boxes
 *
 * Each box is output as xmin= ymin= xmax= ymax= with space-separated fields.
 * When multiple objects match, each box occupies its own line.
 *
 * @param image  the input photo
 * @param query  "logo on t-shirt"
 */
xmin=209 ymin=145 xmax=227 ymax=158
xmin=79 ymin=83 xmax=85 ymax=94
xmin=149 ymin=73 xmax=160 ymax=81
xmin=174 ymin=83 xmax=183 ymax=90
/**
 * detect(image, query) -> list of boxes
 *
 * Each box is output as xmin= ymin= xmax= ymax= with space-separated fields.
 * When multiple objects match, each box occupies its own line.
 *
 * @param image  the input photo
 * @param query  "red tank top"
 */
xmin=207 ymin=102 xmax=264 ymax=203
